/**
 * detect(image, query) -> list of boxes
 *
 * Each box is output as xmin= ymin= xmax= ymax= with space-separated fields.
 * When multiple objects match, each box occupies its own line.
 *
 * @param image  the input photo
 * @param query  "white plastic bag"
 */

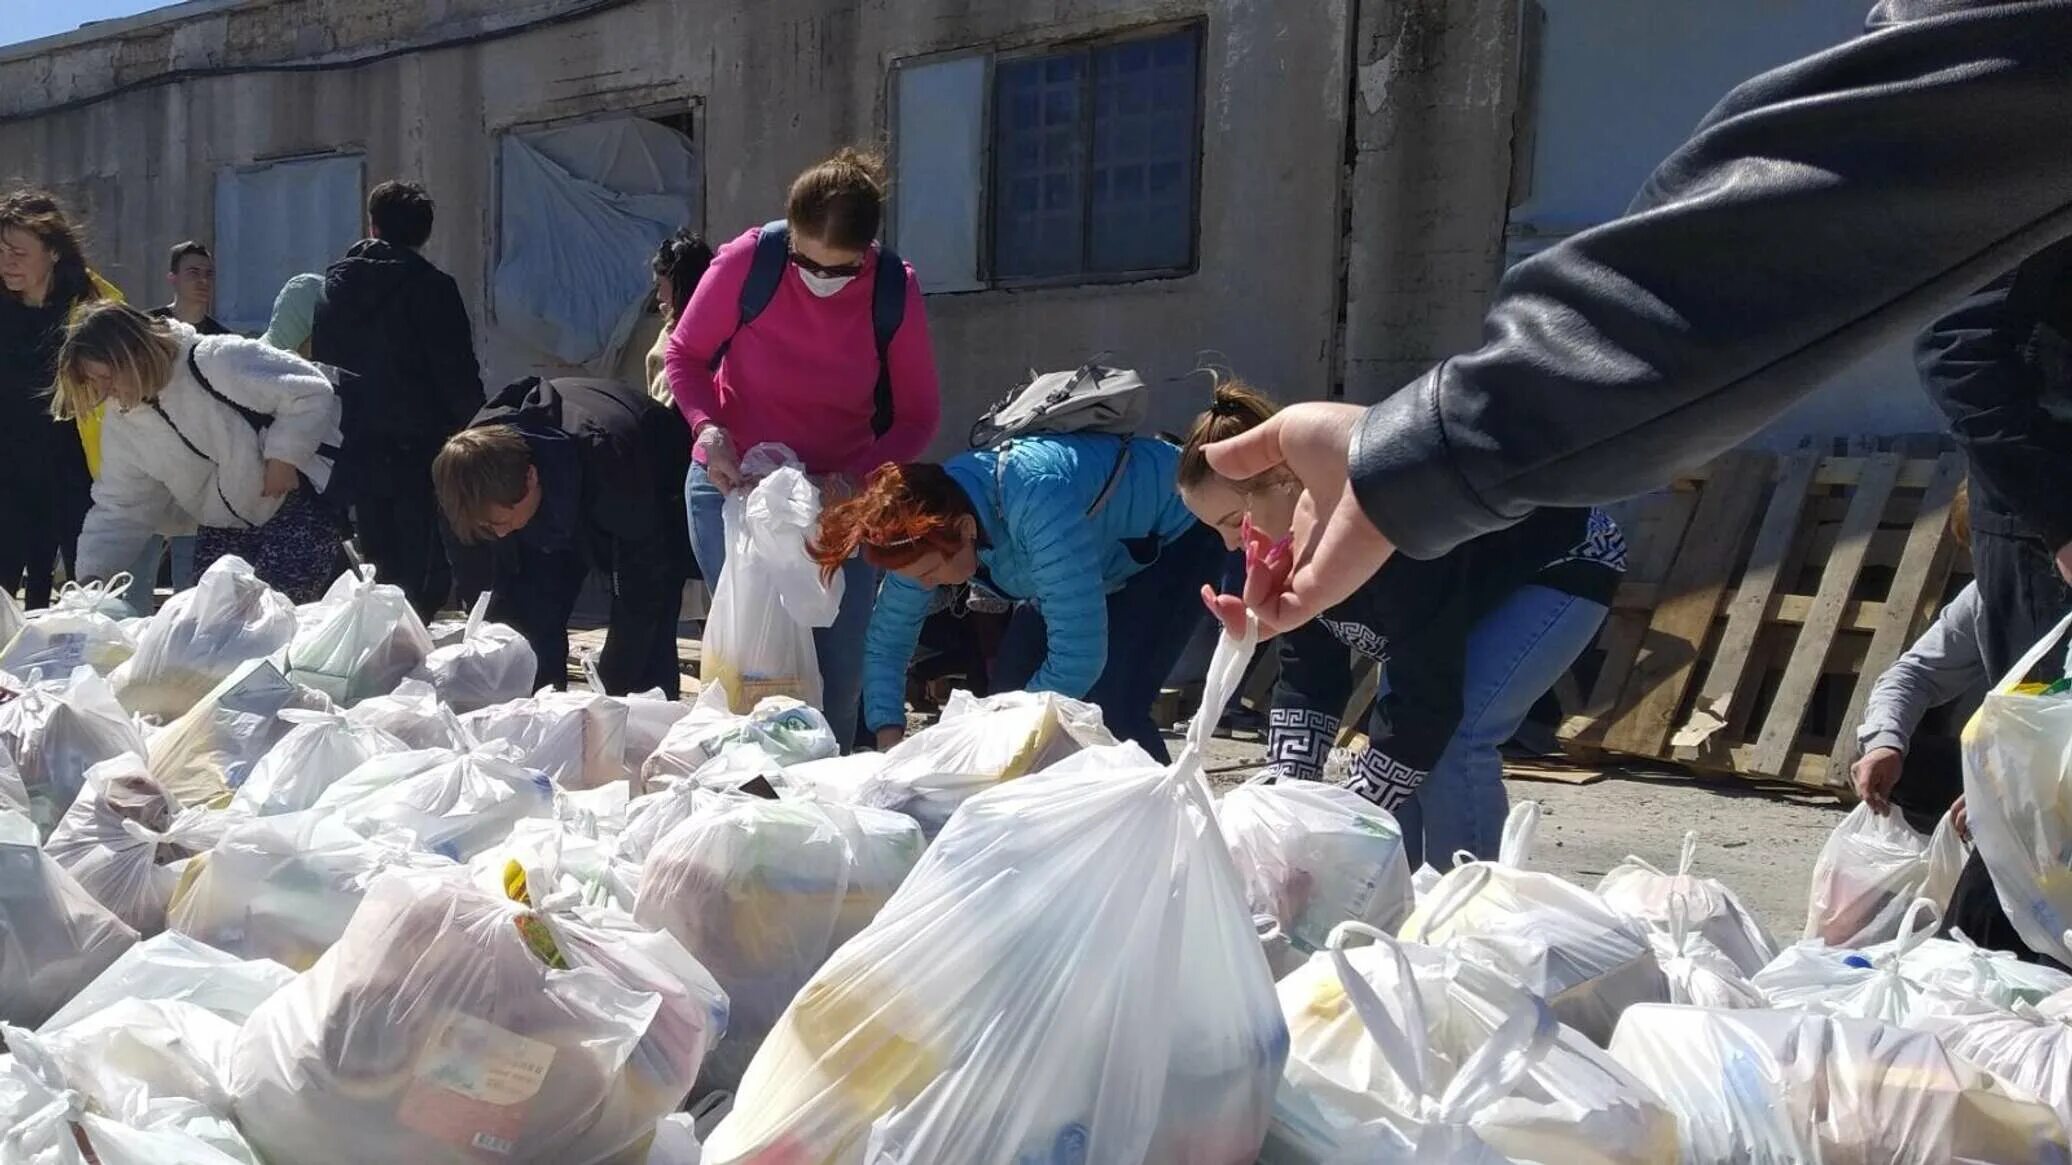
xmin=464 ymin=688 xmax=629 ymax=791
xmin=1651 ymin=897 xmax=1766 ymax=1010
xmin=45 ymin=754 xmax=226 ymax=935
xmin=698 ymin=445 xmax=842 ymax=714
xmin=411 ymin=591 xmax=539 ymax=713
xmin=1398 ymin=802 xmax=1667 ymax=1046
xmin=167 ymin=810 xmax=455 ymax=971
xmin=1802 ymin=801 xmax=1965 ymax=949
xmin=1221 ymin=779 xmax=1414 ymax=964
xmin=315 ymin=737 xmax=555 ymax=861
xmin=642 ymin=695 xmax=837 ymax=792
xmin=40 ymin=931 xmax=295 ymax=1032
xmin=622 ymin=687 xmax=692 ymax=773
xmin=342 ymin=677 xmax=460 ymax=751
xmin=230 ymin=708 xmax=407 ymax=816
xmin=284 ymin=565 xmax=434 ymax=706
xmin=146 ymin=658 xmax=330 ymax=809
xmin=0 ymin=575 xmax=138 ymax=678
xmin=229 ymin=866 xmax=726 ymax=1165
xmin=0 ymin=666 xmax=147 ymax=834
xmin=634 ymin=794 xmax=924 ymax=1091
xmin=1759 ymin=900 xmax=2072 ymax=1023
xmin=0 ymin=809 xmax=139 ymax=1027
xmin=0 ymin=743 xmax=27 ymax=819
xmin=705 ymin=622 xmax=1288 ymax=1165
xmin=1962 ymin=609 xmax=2072 ymax=966
xmin=1917 ymin=985 xmax=2072 ymax=1142
xmin=1608 ymin=1003 xmax=2071 ymax=1164
xmin=858 ymin=689 xmax=1117 ymax=835
xmin=0 ymin=584 xmax=22 ymax=649
xmin=110 ymin=555 xmax=296 ymax=720
xmin=1598 ymin=830 xmax=1777 ymax=976
xmin=1260 ymin=924 xmax=1678 ymax=1164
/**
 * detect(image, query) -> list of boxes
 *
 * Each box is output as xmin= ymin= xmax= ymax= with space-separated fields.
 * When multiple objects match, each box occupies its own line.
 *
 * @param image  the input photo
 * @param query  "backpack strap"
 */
xmin=708 ymin=221 xmax=792 ymax=375
xmin=187 ymin=345 xmax=343 ymax=463
xmin=707 ymin=221 xmax=908 ymax=440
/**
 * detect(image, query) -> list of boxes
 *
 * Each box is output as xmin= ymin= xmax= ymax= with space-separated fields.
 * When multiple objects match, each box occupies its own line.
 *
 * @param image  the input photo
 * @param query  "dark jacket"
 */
xmin=1347 ymin=0 xmax=2072 ymax=561
xmin=310 ymin=239 xmax=482 ymax=463
xmin=147 ymin=306 xmax=231 ymax=336
xmin=0 ymin=297 xmax=90 ymax=482
xmin=1267 ymin=508 xmax=1624 ymax=807
xmin=466 ymin=377 xmax=691 ymax=583
xmin=1919 ymin=236 xmax=2072 ymax=549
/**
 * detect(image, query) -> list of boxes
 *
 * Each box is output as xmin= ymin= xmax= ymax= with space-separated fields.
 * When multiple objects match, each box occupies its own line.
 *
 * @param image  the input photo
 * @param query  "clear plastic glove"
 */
xmin=261 ymin=458 xmax=299 ymax=498
xmin=697 ymin=424 xmax=743 ymax=492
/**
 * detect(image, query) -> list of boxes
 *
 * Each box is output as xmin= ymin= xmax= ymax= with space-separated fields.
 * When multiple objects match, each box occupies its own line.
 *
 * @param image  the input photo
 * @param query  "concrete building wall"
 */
xmin=0 ymin=0 xmax=1356 ymax=447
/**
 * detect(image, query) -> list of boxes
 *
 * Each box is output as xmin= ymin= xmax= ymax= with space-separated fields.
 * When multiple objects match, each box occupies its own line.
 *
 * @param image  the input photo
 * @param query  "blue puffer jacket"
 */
xmin=862 ymin=434 xmax=1199 ymax=731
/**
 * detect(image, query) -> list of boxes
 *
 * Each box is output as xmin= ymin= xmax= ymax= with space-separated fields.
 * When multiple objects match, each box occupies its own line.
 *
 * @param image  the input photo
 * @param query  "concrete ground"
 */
xmin=1193 ymin=729 xmax=1845 ymax=943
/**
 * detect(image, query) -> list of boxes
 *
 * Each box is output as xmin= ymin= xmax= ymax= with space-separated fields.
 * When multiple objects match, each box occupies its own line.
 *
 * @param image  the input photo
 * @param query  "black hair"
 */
xmin=367 ymin=180 xmax=435 ymax=249
xmin=650 ymin=228 xmax=714 ymax=319
xmin=167 ymin=240 xmax=211 ymax=273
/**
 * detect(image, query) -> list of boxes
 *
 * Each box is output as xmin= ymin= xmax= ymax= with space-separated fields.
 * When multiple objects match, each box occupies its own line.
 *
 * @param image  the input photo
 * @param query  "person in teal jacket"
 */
xmin=811 ymin=434 xmax=1226 ymax=761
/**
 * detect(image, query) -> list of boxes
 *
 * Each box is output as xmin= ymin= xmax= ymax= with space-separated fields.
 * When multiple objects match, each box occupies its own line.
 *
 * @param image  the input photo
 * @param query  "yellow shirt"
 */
xmin=76 ymin=271 xmax=124 ymax=478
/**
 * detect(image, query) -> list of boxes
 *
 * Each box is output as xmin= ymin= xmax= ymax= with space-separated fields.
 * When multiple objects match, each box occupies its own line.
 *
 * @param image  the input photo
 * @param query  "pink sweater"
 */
xmin=665 ymin=226 xmax=941 ymax=479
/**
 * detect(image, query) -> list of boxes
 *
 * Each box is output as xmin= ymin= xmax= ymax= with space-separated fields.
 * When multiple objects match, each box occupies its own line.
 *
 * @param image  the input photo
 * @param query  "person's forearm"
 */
xmin=1351 ymin=1 xmax=2072 ymax=559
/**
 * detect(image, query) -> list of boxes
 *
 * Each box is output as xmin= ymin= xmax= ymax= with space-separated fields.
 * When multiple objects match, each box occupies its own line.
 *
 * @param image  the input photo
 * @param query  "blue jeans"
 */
xmin=1393 ymin=585 xmax=1609 ymax=869
xmin=990 ymin=521 xmax=1226 ymax=763
xmin=687 ymin=461 xmax=875 ymax=746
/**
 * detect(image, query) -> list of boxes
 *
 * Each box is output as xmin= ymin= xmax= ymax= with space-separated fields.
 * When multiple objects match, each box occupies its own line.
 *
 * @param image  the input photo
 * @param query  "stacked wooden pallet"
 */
xmin=1558 ymin=447 xmax=1968 ymax=791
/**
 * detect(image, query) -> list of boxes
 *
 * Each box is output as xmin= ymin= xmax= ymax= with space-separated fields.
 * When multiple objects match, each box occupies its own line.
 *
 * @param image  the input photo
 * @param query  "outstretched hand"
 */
xmin=1196 ymin=402 xmax=1396 ymax=636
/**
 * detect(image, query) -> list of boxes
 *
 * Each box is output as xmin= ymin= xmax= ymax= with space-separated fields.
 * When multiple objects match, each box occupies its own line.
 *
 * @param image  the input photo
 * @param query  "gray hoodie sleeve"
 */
xmin=1855 ymin=582 xmax=1987 ymax=757
xmin=1350 ymin=1 xmax=2072 ymax=559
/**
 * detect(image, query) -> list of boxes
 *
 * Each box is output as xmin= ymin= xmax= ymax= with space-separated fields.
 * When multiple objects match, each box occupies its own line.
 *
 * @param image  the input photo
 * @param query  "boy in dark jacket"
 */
xmin=312 ymin=179 xmax=483 ymax=619
xmin=435 ymin=377 xmax=691 ymax=697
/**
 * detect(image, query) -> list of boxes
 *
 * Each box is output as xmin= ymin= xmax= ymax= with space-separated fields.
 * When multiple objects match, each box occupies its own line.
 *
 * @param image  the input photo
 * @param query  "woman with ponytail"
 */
xmin=812 ymin=432 xmax=1224 ymax=761
xmin=1179 ymin=380 xmax=1626 ymax=868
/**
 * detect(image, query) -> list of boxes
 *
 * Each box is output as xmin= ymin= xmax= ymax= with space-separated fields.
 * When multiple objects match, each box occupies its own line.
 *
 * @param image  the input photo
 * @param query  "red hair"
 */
xmin=810 ymin=462 xmax=973 ymax=583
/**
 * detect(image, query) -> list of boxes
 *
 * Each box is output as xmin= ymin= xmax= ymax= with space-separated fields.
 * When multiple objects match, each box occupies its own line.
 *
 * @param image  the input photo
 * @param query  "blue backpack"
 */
xmin=707 ymin=220 xmax=909 ymax=438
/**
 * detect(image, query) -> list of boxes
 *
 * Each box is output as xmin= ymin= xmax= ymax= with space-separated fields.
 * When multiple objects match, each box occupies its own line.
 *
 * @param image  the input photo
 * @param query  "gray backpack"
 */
xmin=971 ymin=363 xmax=1148 ymax=516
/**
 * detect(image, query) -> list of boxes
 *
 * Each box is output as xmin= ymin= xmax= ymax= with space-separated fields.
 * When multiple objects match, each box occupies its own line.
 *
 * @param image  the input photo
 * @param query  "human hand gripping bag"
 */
xmin=44 ymin=753 xmax=229 ymax=936
xmin=0 ymin=808 xmax=138 ymax=1028
xmin=857 ymin=689 xmax=1117 ymax=836
xmin=0 ymin=575 xmax=139 ymax=679
xmin=641 ymin=695 xmax=836 ymax=793
xmin=231 ymin=708 xmax=408 ymax=816
xmin=412 ymin=591 xmax=540 ymax=714
xmin=1259 ymin=923 xmax=1679 ymax=1165
xmin=109 ymin=554 xmax=296 ymax=720
xmin=1962 ymin=608 xmax=2072 ymax=966
xmin=344 ymin=677 xmax=463 ymax=750
xmin=0 ymin=665 xmax=147 ymax=835
xmin=228 ymin=865 xmax=726 ymax=1165
xmin=1221 ymin=778 xmax=1415 ymax=969
xmin=1801 ymin=799 xmax=1966 ymax=949
xmin=1597 ymin=830 xmax=1776 ymax=976
xmin=284 ymin=564 xmax=435 ymax=706
xmin=166 ymin=808 xmax=456 ymax=971
xmin=698 ymin=444 xmax=843 ymax=715
xmin=147 ymin=657 xmax=332 ymax=809
xmin=703 ymin=620 xmax=1289 ymax=1165
xmin=633 ymin=792 xmax=925 ymax=1094
xmin=1398 ymin=802 xmax=1668 ymax=1046
xmin=1608 ymin=1003 xmax=2071 ymax=1165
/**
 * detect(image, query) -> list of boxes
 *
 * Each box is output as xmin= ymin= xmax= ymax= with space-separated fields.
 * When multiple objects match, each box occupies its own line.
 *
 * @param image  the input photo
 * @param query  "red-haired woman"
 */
xmin=0 ymin=189 xmax=105 ymax=606
xmin=811 ymin=434 xmax=1225 ymax=761
xmin=667 ymin=149 xmax=942 ymax=745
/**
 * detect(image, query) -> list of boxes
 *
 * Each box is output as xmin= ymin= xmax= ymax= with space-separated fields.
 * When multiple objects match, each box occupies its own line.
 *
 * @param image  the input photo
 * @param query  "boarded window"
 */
xmin=213 ymin=154 xmax=364 ymax=334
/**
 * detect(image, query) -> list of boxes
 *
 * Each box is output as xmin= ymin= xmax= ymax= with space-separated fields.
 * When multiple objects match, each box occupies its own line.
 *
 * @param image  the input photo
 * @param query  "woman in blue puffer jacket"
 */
xmin=810 ymin=434 xmax=1226 ymax=760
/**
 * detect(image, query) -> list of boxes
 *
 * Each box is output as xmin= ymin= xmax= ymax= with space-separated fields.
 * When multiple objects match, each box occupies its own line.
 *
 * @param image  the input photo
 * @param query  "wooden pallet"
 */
xmin=1559 ymin=449 xmax=1968 ymax=791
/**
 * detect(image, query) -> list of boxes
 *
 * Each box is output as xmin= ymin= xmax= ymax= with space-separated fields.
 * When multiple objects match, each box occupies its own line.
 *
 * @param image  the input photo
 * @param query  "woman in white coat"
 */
xmin=53 ymin=302 xmax=343 ymax=601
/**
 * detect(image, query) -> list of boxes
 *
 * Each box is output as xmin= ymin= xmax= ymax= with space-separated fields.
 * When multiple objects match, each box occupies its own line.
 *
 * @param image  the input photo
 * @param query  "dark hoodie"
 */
xmin=310 ymin=239 xmax=482 ymax=470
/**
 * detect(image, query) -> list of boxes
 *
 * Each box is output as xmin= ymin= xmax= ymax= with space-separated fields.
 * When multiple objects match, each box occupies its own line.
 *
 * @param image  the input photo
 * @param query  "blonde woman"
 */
xmin=54 ymin=302 xmax=343 ymax=601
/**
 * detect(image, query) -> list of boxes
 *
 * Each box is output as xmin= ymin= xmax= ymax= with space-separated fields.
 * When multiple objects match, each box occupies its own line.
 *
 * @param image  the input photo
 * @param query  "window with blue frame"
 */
xmin=989 ymin=27 xmax=1201 ymax=282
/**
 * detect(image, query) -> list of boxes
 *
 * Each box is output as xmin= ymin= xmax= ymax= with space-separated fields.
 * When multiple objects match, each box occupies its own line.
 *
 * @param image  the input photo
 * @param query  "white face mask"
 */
xmin=798 ymin=269 xmax=856 ymax=298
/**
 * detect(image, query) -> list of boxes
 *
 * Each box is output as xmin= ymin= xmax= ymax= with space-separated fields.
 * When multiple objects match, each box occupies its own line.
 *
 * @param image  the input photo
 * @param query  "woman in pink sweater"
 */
xmin=666 ymin=149 xmax=941 ymax=746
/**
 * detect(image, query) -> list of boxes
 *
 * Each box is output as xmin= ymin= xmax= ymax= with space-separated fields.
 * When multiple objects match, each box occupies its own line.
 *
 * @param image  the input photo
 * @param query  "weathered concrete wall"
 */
xmin=0 ymin=0 xmax=1355 ymax=449
xmin=1339 ymin=0 xmax=1519 ymax=405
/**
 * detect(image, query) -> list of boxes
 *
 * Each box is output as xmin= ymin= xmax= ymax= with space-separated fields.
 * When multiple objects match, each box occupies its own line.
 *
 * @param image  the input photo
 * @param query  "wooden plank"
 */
xmin=1598 ymin=452 xmax=1774 ymax=757
xmin=1613 ymin=585 xmax=1889 ymax=633
xmin=1504 ymin=761 xmax=1610 ymax=786
xmin=1747 ymin=453 xmax=1903 ymax=777
xmin=1822 ymin=453 xmax=1965 ymax=781
xmin=1560 ymin=488 xmax=1701 ymax=747
xmin=1675 ymin=451 xmax=1820 ymax=750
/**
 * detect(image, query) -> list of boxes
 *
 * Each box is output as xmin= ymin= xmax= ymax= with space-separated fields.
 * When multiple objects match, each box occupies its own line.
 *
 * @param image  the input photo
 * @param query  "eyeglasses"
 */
xmin=789 ymin=251 xmax=864 ymax=279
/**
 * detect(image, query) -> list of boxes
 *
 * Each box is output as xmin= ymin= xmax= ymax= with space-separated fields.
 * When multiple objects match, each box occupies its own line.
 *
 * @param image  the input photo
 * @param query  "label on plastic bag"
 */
xmin=0 ymin=843 xmax=45 ymax=899
xmin=37 ymin=632 xmax=86 ymax=671
xmin=397 ymin=1012 xmax=554 ymax=1154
